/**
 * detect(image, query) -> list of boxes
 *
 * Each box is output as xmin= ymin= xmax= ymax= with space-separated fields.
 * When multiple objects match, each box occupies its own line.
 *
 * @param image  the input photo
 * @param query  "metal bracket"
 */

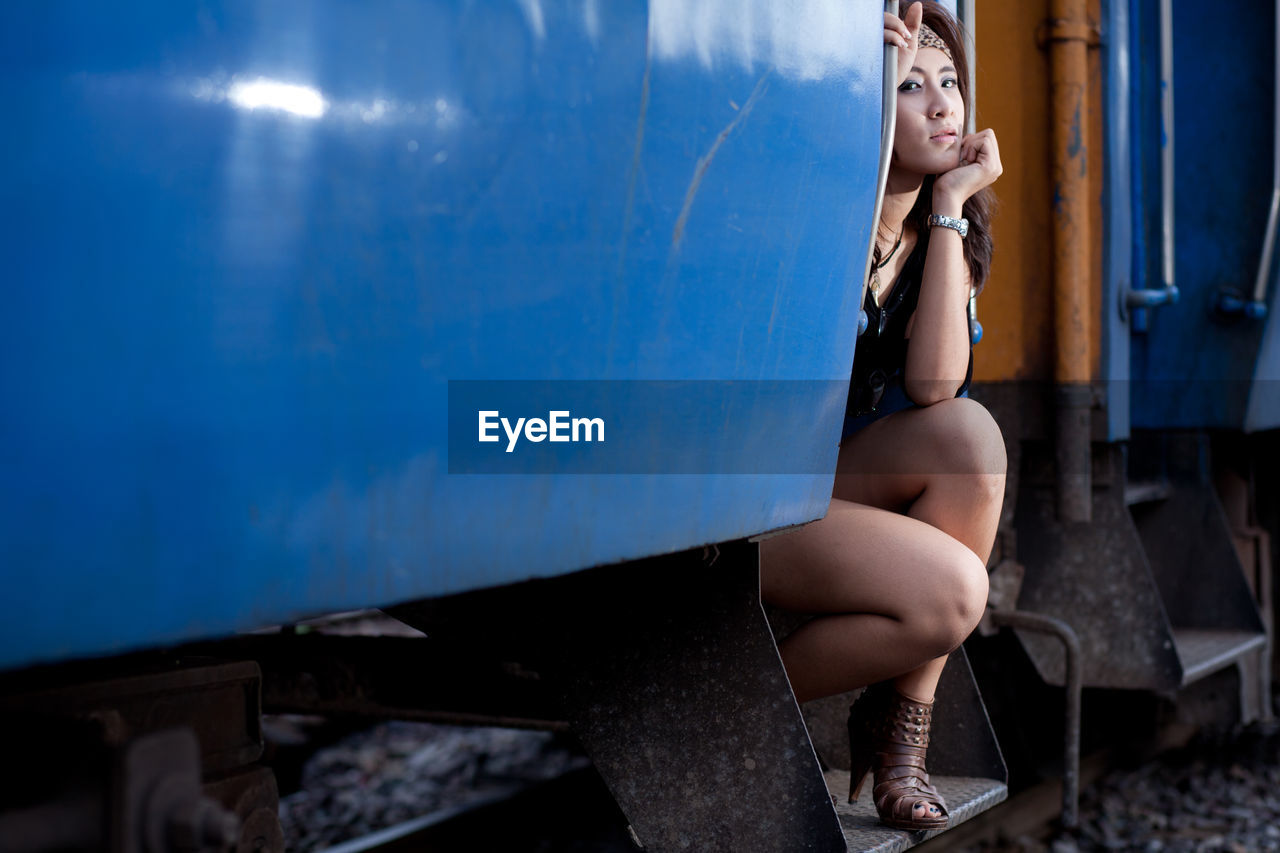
xmin=118 ymin=729 xmax=240 ymax=853
xmin=1126 ymin=283 xmax=1180 ymax=308
xmin=393 ymin=541 xmax=848 ymax=853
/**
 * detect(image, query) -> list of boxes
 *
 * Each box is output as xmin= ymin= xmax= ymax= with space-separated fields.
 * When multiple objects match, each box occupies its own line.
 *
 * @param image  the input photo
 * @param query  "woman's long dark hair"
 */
xmin=875 ymin=0 xmax=994 ymax=294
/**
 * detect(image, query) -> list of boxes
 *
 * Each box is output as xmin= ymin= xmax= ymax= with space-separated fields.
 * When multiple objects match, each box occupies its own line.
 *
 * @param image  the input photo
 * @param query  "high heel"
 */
xmin=847 ymin=748 xmax=872 ymax=802
xmin=845 ymin=685 xmax=881 ymax=803
xmin=845 ymin=683 xmax=949 ymax=831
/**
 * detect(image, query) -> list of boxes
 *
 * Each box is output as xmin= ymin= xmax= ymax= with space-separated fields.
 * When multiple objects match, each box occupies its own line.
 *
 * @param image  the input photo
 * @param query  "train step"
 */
xmin=788 ymin=645 xmax=1010 ymax=852
xmin=1173 ymin=627 xmax=1266 ymax=685
xmin=1012 ymin=441 xmax=1270 ymax=719
xmin=1124 ymin=478 xmax=1173 ymax=506
xmin=825 ymin=772 xmax=1008 ymax=852
xmin=1128 ymin=435 xmax=1272 ymax=719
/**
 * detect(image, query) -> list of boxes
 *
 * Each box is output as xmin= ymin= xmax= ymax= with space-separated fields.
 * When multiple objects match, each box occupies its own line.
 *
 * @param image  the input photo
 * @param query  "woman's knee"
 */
xmin=912 ymin=400 xmax=1006 ymax=518
xmin=923 ymin=398 xmax=1007 ymax=480
xmin=909 ymin=547 xmax=989 ymax=655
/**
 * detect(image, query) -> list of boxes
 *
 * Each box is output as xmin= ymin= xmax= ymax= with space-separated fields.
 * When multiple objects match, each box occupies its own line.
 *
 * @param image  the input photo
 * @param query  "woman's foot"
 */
xmin=847 ymin=684 xmax=949 ymax=831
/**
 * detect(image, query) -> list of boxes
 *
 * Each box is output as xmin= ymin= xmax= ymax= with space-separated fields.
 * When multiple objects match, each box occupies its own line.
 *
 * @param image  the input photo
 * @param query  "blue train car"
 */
xmin=1 ymin=1 xmax=881 ymax=669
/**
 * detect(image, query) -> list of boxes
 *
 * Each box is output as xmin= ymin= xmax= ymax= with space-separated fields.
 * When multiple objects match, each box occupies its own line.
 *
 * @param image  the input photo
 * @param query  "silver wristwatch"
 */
xmin=928 ymin=214 xmax=969 ymax=238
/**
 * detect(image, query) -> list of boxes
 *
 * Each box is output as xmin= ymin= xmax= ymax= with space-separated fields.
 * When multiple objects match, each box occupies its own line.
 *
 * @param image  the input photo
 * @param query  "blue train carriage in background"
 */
xmin=961 ymin=0 xmax=1279 ymax=832
xmin=0 ymin=2 xmax=1007 ymax=852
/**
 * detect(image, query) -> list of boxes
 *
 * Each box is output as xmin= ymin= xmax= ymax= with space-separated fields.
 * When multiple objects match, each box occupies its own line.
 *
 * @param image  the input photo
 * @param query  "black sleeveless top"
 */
xmin=843 ymin=231 xmax=973 ymax=439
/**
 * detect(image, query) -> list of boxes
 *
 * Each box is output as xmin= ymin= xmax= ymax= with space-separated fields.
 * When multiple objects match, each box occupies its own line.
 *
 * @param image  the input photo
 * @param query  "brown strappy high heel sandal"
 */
xmin=847 ymin=684 xmax=949 ymax=831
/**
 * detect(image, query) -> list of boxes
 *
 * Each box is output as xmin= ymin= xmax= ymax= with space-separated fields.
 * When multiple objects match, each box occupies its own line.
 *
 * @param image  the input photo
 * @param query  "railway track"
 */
xmin=309 ymin=766 xmax=635 ymax=853
xmin=287 ymin=715 xmax=1280 ymax=853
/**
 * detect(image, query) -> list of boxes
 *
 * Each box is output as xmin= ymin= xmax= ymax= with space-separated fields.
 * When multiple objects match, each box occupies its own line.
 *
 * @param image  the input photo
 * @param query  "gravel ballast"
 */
xmin=279 ymin=716 xmax=1280 ymax=852
xmin=277 ymin=720 xmax=584 ymax=852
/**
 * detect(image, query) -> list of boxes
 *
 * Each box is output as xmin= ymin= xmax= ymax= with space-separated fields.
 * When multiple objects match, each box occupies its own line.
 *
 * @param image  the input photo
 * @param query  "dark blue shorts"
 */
xmin=840 ymin=381 xmax=969 ymax=443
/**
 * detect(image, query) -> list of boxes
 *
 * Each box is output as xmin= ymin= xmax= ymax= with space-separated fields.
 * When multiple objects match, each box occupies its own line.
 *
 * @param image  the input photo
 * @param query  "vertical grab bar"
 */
xmin=1246 ymin=0 xmax=1280 ymax=319
xmin=1128 ymin=0 xmax=1180 ymax=309
xmin=957 ymin=0 xmax=983 ymax=344
xmin=859 ymin=1 xmax=901 ymax=338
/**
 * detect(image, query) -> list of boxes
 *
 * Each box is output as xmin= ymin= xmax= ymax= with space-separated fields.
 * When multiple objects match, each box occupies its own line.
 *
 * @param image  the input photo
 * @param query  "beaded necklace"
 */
xmin=868 ymin=228 xmax=904 ymax=302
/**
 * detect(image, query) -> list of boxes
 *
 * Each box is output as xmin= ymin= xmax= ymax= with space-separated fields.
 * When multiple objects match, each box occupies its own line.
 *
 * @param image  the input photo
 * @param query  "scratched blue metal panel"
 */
xmin=0 ymin=1 xmax=881 ymax=669
xmin=1129 ymin=0 xmax=1273 ymax=429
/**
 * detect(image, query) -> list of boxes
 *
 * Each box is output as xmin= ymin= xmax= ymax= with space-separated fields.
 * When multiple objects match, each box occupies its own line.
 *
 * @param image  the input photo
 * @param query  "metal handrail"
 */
xmin=1245 ymin=0 xmax=1280 ymax=319
xmin=1128 ymin=0 xmax=1179 ymax=309
xmin=959 ymin=0 xmax=976 ymax=136
xmin=859 ymin=1 xmax=901 ymax=338
xmin=990 ymin=608 xmax=1083 ymax=829
xmin=957 ymin=0 xmax=983 ymax=344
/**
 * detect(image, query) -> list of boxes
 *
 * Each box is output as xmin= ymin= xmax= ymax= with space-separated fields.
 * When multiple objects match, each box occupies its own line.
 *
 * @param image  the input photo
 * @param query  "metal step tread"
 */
xmin=1125 ymin=478 xmax=1173 ymax=506
xmin=1174 ymin=628 xmax=1267 ymax=685
xmin=822 ymin=770 xmax=1007 ymax=852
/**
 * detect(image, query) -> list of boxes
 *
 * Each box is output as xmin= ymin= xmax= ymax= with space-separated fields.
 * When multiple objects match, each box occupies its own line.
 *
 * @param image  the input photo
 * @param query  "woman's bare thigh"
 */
xmin=832 ymin=397 xmax=1005 ymax=512
xmin=759 ymin=497 xmax=983 ymax=617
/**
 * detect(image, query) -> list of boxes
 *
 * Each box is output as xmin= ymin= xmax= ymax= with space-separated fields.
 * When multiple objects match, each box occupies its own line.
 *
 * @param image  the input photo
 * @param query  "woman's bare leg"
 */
xmin=761 ymin=397 xmax=1006 ymax=703
xmin=761 ymin=398 xmax=1004 ymax=823
xmin=833 ymin=396 xmax=1006 ymax=702
xmin=761 ymin=398 xmax=1005 ymax=822
xmin=760 ymin=499 xmax=988 ymax=702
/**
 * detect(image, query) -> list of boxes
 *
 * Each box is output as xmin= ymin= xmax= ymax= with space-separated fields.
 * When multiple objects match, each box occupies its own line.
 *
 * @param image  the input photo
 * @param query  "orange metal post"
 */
xmin=1049 ymin=0 xmax=1093 ymax=522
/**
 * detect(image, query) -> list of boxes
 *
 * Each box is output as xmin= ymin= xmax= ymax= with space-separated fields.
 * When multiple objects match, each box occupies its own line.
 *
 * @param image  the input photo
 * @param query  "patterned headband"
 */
xmin=917 ymin=23 xmax=952 ymax=60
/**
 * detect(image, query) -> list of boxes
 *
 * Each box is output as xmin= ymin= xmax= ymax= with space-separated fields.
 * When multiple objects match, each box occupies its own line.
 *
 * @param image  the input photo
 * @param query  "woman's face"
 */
xmin=892 ymin=45 xmax=964 ymax=177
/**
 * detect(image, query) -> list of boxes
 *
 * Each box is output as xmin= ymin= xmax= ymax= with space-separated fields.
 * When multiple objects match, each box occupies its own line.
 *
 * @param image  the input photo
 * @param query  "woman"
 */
xmin=760 ymin=1 xmax=1005 ymax=833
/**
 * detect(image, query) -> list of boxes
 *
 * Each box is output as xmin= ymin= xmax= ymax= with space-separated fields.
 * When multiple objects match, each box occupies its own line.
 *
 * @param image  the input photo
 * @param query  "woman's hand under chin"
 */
xmin=884 ymin=2 xmax=923 ymax=87
xmin=933 ymin=128 xmax=1003 ymax=214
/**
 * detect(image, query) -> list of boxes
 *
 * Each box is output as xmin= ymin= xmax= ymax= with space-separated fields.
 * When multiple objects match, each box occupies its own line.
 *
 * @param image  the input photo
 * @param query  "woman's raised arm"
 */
xmin=904 ymin=129 xmax=1002 ymax=405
